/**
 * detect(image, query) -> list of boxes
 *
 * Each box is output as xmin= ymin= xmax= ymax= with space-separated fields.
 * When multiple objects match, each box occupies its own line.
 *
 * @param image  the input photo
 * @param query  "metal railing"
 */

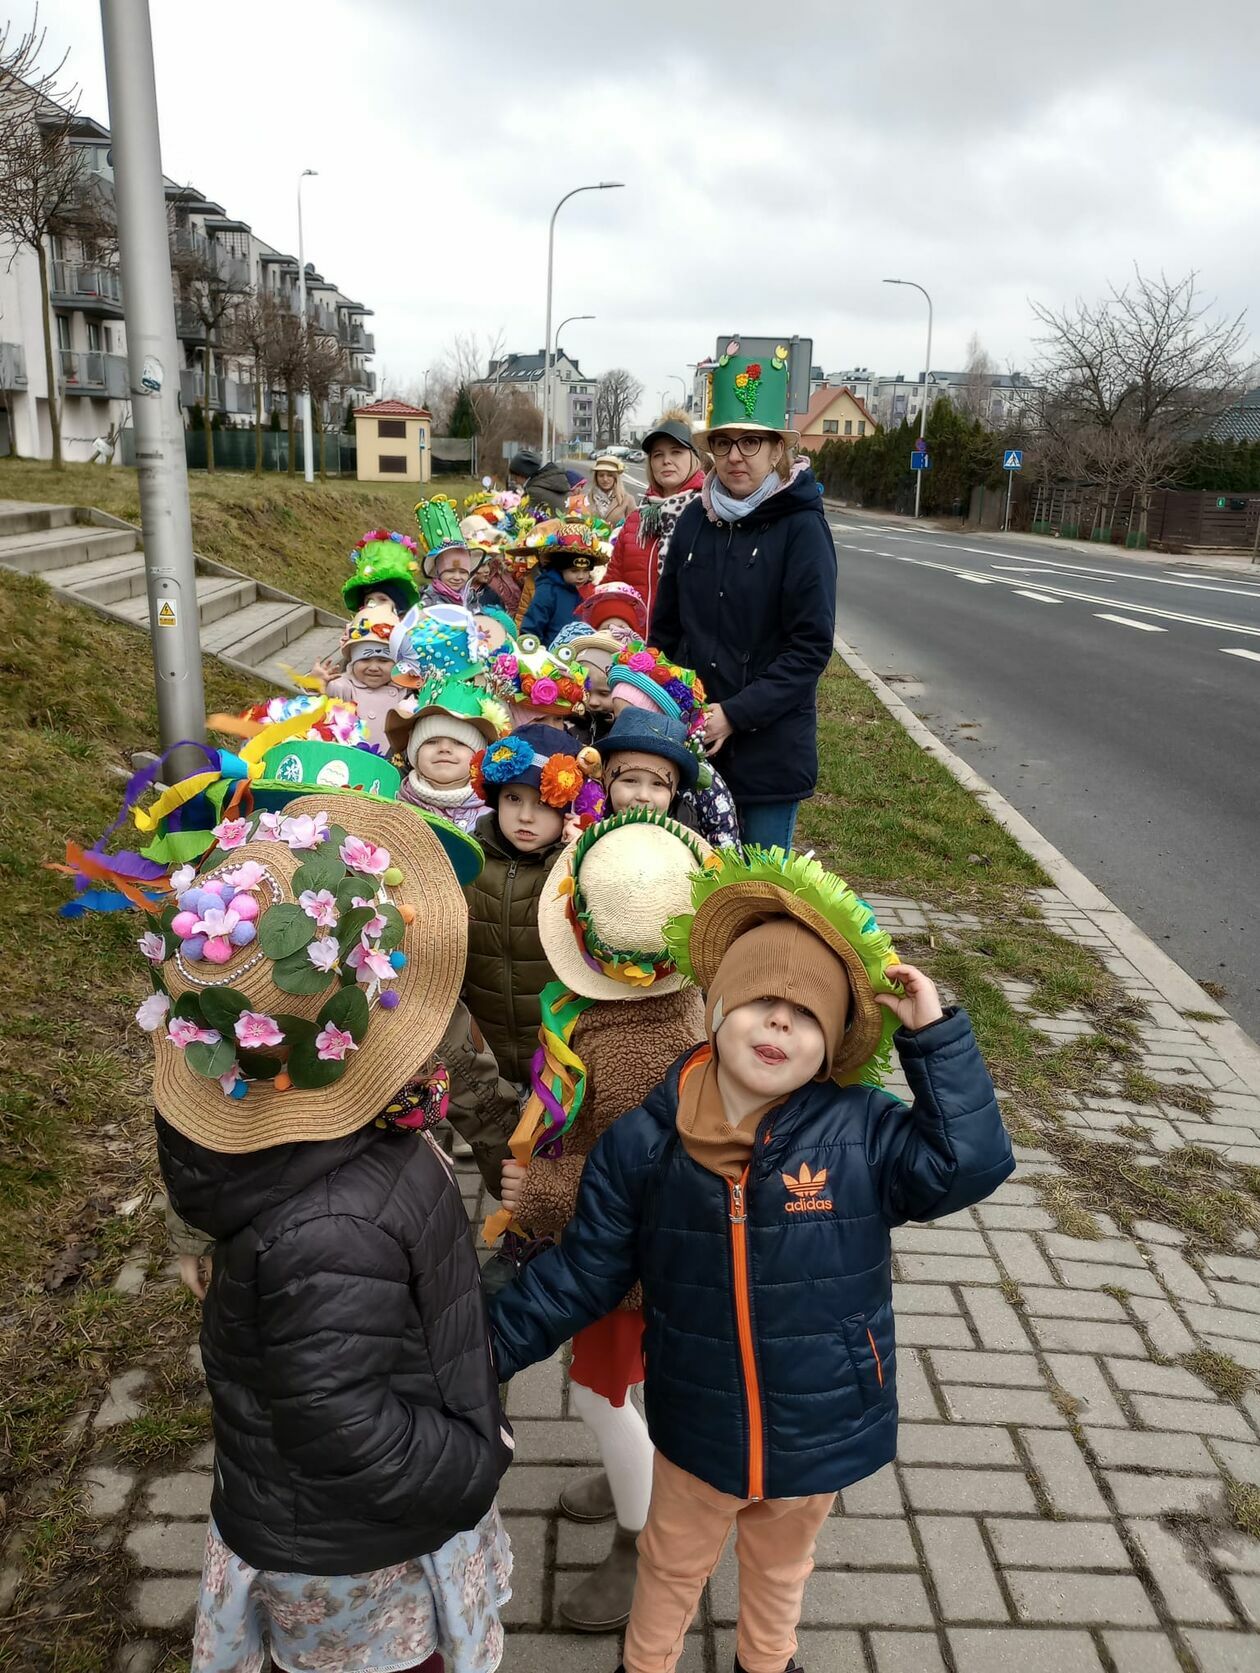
xmin=0 ymin=342 xmax=27 ymax=389
xmin=179 ymin=367 xmax=224 ymax=407
xmin=50 ymin=261 xmax=123 ymax=308
xmin=59 ymin=350 xmax=128 ymax=397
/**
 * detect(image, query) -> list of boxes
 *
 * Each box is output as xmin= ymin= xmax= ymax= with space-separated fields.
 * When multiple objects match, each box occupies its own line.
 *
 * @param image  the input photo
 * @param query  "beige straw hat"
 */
xmin=537 ymin=808 xmax=714 ymax=1002
xmin=150 ymin=793 xmax=467 ymax=1151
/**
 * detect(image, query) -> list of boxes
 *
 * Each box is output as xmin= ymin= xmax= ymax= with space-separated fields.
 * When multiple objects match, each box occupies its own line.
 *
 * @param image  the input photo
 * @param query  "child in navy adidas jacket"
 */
xmin=489 ymin=852 xmax=1012 ymax=1673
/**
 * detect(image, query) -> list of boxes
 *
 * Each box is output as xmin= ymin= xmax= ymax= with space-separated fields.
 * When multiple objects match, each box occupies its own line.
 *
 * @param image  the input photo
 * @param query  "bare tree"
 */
xmin=168 ymin=195 xmax=253 ymax=472
xmin=952 ymin=332 xmax=997 ymax=425
xmin=0 ymin=18 xmax=100 ymax=468
xmin=595 ymin=368 xmax=643 ymax=446
xmin=264 ymin=305 xmax=308 ymax=474
xmin=304 ymin=324 xmax=350 ymax=479
xmin=224 ymin=290 xmax=287 ymax=474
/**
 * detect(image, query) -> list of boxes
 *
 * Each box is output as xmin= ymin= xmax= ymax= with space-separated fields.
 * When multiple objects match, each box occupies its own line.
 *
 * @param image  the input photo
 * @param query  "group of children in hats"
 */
xmin=61 ymin=449 xmax=1015 ymax=1673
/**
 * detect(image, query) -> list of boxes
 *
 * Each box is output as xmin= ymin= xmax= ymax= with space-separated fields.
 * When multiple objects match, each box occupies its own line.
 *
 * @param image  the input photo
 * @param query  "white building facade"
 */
xmin=479 ymin=350 xmax=596 ymax=451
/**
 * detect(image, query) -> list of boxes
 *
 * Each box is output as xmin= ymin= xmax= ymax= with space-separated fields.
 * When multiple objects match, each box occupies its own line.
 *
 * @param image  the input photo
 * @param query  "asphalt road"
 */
xmin=827 ymin=512 xmax=1260 ymax=1040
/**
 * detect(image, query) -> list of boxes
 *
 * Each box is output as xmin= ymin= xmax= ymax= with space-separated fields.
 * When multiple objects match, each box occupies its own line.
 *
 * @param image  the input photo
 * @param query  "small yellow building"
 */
xmin=353 ymin=399 xmax=432 ymax=483
xmin=792 ymin=386 xmax=878 ymax=454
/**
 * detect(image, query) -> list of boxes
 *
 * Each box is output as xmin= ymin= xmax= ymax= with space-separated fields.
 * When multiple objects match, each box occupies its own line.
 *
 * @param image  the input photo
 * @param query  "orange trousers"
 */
xmin=623 ymin=1452 xmax=836 ymax=1673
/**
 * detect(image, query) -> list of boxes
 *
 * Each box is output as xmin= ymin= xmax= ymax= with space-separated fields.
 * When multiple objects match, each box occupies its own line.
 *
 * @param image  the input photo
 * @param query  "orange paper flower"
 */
xmin=540 ymin=755 xmax=585 ymax=809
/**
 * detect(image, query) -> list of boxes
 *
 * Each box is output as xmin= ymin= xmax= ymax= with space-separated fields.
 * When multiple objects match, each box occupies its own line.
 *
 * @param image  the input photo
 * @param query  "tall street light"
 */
xmin=542 ymin=181 xmax=624 ymax=458
xmin=551 ymin=313 xmax=594 ymax=454
xmin=883 ymin=277 xmax=933 ymax=518
xmin=669 ymin=373 xmax=688 ymax=405
xmin=297 ymin=169 xmax=317 ymax=484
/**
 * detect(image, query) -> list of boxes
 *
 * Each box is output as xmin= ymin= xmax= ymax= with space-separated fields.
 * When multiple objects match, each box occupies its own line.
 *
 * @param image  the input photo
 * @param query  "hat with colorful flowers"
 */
xmin=342 ymin=530 xmax=423 ymax=616
xmin=122 ymin=793 xmax=469 ymax=1152
xmin=471 ymin=723 xmax=604 ymax=824
xmin=608 ymin=643 xmax=707 ymax=738
xmin=510 ymin=514 xmax=613 ymax=569
xmin=484 ymin=635 xmax=588 ymax=718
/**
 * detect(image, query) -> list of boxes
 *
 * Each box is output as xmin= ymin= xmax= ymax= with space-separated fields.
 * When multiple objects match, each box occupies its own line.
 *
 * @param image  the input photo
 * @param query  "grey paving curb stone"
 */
xmin=833 ymin=631 xmax=1260 ymax=1098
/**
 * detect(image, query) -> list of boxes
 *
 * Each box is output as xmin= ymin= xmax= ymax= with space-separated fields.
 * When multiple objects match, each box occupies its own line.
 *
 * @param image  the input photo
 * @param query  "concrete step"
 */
xmin=253 ymin=622 xmax=344 ymax=689
xmin=0 ymin=525 xmax=137 ymax=574
xmin=204 ymin=599 xmax=315 ymax=668
xmin=46 ymin=550 xmax=149 ymax=606
xmin=0 ymin=501 xmax=79 ymax=537
xmin=110 ymin=573 xmax=257 ymax=632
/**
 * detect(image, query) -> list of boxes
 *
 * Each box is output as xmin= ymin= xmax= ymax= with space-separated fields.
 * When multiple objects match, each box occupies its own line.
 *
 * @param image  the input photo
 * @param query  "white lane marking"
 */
xmin=1221 ymin=647 xmax=1260 ymax=662
xmin=958 ymin=574 xmax=992 ymax=584
xmin=1015 ymin=590 xmax=1062 ymax=603
xmin=868 ymin=548 xmax=1260 ymax=638
xmin=991 ymin=564 xmax=1057 ymax=573
xmin=1094 ymin=613 xmax=1167 ymax=632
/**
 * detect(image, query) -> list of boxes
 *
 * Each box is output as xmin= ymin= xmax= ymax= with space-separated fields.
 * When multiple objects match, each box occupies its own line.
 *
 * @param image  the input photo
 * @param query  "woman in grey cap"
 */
xmin=603 ymin=410 xmax=706 ymax=625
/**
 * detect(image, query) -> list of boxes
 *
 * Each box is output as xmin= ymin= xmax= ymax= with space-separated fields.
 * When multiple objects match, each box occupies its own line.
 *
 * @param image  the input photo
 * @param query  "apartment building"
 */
xmin=478 ymin=349 xmax=596 ymax=450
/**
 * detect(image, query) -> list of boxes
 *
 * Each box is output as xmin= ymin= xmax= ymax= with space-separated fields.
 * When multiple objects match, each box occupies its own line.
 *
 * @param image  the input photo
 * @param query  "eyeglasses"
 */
xmin=710 ymin=434 xmax=769 ymax=458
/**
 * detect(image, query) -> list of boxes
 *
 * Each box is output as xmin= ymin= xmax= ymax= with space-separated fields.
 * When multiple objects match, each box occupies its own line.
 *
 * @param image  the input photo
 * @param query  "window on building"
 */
xmin=843 ymin=419 xmax=853 ymax=435
xmin=377 ymin=419 xmax=406 ymax=439
xmin=56 ymin=315 xmax=72 ymax=351
xmin=378 ymin=455 xmax=407 ymax=473
xmin=86 ymin=321 xmax=102 ymax=352
xmin=822 ymin=419 xmax=839 ymax=434
xmin=858 ymin=420 xmax=866 ymax=436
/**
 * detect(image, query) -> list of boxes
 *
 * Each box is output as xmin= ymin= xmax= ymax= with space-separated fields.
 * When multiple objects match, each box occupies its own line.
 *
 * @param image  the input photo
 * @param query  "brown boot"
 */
xmin=558 ymin=1468 xmax=616 ymax=1523
xmin=558 ymin=1522 xmax=639 ymax=1632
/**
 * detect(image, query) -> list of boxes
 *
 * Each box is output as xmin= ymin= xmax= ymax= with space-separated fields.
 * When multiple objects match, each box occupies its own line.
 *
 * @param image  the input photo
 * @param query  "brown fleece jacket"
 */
xmin=514 ymin=987 xmax=704 ymax=1295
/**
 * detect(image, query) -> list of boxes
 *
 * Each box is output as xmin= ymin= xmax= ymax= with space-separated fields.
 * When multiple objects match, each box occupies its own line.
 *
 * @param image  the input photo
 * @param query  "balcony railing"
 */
xmin=179 ymin=367 xmax=224 ymax=408
xmin=50 ymin=261 xmax=124 ymax=312
xmin=0 ymin=342 xmax=27 ymax=389
xmin=346 ymin=327 xmax=375 ymax=353
xmin=171 ymin=228 xmax=250 ymax=288
xmin=60 ymin=350 xmax=128 ymax=397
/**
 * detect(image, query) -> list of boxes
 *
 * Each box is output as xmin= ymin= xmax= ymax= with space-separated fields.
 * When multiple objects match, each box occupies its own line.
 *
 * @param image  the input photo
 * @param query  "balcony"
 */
xmin=60 ymin=350 xmax=128 ymax=398
xmin=50 ymin=261 xmax=124 ymax=314
xmin=171 ymin=228 xmax=249 ymax=288
xmin=179 ymin=367 xmax=225 ymax=408
xmin=174 ymin=301 xmax=215 ymax=341
xmin=346 ymin=326 xmax=375 ymax=353
xmin=0 ymin=342 xmax=27 ymax=389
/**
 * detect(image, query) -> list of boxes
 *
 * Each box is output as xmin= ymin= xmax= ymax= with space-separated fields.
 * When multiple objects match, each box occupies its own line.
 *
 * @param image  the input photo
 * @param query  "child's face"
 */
xmin=716 ymin=997 xmax=827 ymax=1101
xmin=583 ymin=666 xmax=614 ymax=714
xmin=437 ymin=547 xmax=473 ymax=588
xmin=562 ymin=564 xmax=589 ymax=587
xmin=363 ymin=590 xmax=398 ymax=612
xmin=351 ymin=657 xmax=395 ymax=689
xmin=414 ymin=736 xmax=474 ymax=787
xmin=497 ymin=784 xmax=564 ymax=852
xmin=608 ymin=761 xmax=677 ymax=814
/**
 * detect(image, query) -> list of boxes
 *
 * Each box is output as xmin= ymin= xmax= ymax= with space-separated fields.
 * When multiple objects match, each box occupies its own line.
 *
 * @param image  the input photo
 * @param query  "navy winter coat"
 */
xmin=520 ymin=567 xmax=584 ymax=644
xmin=491 ymin=1008 xmax=1012 ymax=1500
xmin=651 ymin=465 xmax=837 ymax=806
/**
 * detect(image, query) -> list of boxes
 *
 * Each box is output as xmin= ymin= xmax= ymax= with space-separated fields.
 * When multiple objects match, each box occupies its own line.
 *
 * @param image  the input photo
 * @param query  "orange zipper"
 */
xmin=866 ymin=1326 xmax=885 ymax=1388
xmin=728 ymin=1164 xmax=765 ymax=1501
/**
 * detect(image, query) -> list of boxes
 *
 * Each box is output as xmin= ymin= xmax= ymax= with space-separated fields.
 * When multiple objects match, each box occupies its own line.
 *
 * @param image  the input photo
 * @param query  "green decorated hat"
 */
xmin=415 ymin=495 xmax=486 ymax=580
xmin=343 ymin=531 xmax=423 ymax=616
xmin=385 ymin=674 xmax=510 ymax=761
xmin=698 ymin=338 xmax=799 ymax=444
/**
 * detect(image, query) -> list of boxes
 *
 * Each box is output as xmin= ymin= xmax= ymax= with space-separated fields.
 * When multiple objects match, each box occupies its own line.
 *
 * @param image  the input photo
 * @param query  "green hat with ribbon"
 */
xmin=699 ymin=337 xmax=799 ymax=444
xmin=415 ymin=495 xmax=485 ymax=579
xmin=342 ymin=530 xmax=423 ymax=615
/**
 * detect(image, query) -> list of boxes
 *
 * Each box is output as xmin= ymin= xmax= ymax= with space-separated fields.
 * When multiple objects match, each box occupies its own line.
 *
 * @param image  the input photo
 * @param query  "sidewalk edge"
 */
xmin=833 ymin=633 xmax=1260 ymax=1097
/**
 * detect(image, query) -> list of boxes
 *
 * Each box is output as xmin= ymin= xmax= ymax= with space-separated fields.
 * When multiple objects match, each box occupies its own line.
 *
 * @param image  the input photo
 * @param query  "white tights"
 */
xmin=569 ymin=1377 xmax=655 ymax=1532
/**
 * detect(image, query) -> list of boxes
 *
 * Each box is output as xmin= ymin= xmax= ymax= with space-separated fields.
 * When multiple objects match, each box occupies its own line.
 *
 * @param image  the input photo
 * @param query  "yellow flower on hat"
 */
xmin=734 ymin=372 xmax=749 ymax=389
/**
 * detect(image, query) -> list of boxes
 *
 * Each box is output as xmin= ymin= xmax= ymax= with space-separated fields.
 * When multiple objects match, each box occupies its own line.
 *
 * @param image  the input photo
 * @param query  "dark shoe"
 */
xmin=558 ymin=1468 xmax=616 ymax=1523
xmin=734 ymin=1660 xmax=801 ymax=1672
xmin=558 ymin=1522 xmax=639 ymax=1631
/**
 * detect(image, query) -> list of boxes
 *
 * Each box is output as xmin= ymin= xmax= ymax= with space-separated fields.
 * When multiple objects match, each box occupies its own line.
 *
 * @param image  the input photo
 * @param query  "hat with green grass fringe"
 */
xmin=662 ymin=846 xmax=901 ymax=1087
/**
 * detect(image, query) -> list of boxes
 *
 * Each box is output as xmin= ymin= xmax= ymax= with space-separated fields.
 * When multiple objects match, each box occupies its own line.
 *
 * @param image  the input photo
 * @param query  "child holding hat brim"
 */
xmin=490 ymin=849 xmax=1012 ymax=1673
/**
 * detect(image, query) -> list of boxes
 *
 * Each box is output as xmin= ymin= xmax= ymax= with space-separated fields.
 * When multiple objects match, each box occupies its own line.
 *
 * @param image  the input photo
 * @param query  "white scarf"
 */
xmin=708 ymin=465 xmax=785 ymax=523
xmin=406 ymin=771 xmax=477 ymax=808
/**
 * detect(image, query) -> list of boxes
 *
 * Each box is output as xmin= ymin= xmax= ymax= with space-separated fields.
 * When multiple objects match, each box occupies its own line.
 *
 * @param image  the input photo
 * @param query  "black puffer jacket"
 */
xmin=524 ymin=462 xmax=573 ymax=516
xmin=652 ymin=464 xmax=837 ymax=806
xmin=157 ymin=1115 xmax=512 ymax=1574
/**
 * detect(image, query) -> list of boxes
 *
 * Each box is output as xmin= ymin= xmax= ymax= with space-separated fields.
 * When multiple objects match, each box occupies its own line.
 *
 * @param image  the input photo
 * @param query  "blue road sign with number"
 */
xmin=911 ymin=451 xmax=929 ymax=470
xmin=1003 ymin=449 xmax=1024 ymax=470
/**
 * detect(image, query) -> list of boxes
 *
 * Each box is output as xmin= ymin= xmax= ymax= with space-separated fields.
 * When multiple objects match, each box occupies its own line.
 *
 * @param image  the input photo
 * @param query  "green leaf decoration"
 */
xmin=292 ymin=845 xmax=348 ymax=896
xmin=325 ymin=825 xmax=348 ymax=853
xmin=199 ymin=986 xmax=252 ymax=1032
xmin=258 ymin=902 xmax=316 ymax=959
xmin=374 ymin=903 xmax=405 ymax=951
xmin=185 ymin=1036 xmax=238 ymax=1080
xmin=273 ymin=1014 xmax=316 ymax=1051
xmin=336 ymin=905 xmax=376 ymax=955
xmin=236 ymin=1050 xmax=282 ymax=1080
xmin=318 ymin=984 xmax=369 ymax=1042
xmin=286 ymin=1029 xmax=349 ymax=1090
xmin=159 ymin=903 xmax=180 ymax=937
xmin=171 ymin=991 xmax=204 ymax=1023
xmin=272 ymin=948 xmax=336 ymax=996
xmin=335 ymin=874 xmax=373 ymax=914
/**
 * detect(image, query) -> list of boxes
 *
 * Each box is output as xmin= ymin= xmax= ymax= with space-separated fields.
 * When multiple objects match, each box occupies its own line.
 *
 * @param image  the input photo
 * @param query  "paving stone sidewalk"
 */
xmin=80 ymin=885 xmax=1260 ymax=1672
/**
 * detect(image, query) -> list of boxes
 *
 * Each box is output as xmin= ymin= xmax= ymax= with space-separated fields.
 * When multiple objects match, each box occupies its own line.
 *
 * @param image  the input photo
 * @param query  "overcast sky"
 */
xmin=31 ymin=0 xmax=1260 ymax=425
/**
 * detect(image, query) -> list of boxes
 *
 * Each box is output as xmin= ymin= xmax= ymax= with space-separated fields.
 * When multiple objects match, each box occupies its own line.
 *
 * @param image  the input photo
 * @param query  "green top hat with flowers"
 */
xmin=342 ymin=531 xmax=423 ymax=615
xmin=700 ymin=337 xmax=799 ymax=442
xmin=414 ymin=495 xmax=479 ymax=577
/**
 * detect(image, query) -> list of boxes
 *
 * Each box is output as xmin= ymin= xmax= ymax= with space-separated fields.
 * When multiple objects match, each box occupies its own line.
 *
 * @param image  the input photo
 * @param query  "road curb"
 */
xmin=833 ymin=632 xmax=1260 ymax=1096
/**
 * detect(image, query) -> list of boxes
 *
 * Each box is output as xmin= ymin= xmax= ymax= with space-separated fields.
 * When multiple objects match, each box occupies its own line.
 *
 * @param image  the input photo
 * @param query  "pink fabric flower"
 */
xmin=167 ymin=1017 xmax=221 ymax=1050
xmin=191 ymin=904 xmax=240 ymax=940
xmin=212 ymin=817 xmax=250 ymax=851
xmin=530 ymin=677 xmax=558 ymax=705
xmin=233 ymin=1011 xmax=284 ymax=1050
xmin=360 ymin=912 xmax=387 ymax=941
xmin=314 ymin=1022 xmax=358 ymax=1062
xmin=298 ymin=889 xmax=339 ymax=927
xmin=135 ymin=992 xmax=170 ymax=1033
xmin=495 ymin=654 xmax=519 ymax=680
xmin=359 ymin=948 xmax=396 ymax=984
xmin=340 ymin=836 xmax=391 ymax=876
xmin=137 ymin=929 xmax=167 ymax=964
xmin=627 ymin=650 xmax=655 ymax=672
xmin=343 ymin=942 xmax=366 ymax=971
xmin=307 ymin=937 xmax=340 ymax=972
xmin=280 ymin=811 xmax=330 ymax=851
xmin=221 ymin=860 xmax=266 ymax=890
xmin=218 ymin=1066 xmax=244 ymax=1097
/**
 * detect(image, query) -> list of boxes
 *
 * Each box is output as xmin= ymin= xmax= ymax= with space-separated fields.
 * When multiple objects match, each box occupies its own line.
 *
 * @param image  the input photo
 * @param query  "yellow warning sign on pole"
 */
xmin=156 ymin=600 xmax=177 ymax=628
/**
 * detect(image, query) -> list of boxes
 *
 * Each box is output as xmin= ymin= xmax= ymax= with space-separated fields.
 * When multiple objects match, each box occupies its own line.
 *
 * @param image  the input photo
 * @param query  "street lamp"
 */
xmin=297 ymin=169 xmax=317 ymax=484
xmin=551 ymin=314 xmax=594 ymax=455
xmin=669 ymin=373 xmax=688 ymax=405
xmin=883 ymin=277 xmax=933 ymax=518
xmin=422 ymin=367 xmax=431 ymax=406
xmin=542 ymin=181 xmax=624 ymax=457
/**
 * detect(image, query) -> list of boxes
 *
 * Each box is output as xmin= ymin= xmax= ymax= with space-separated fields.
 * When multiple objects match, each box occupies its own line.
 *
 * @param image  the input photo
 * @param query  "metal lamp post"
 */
xmin=542 ymin=181 xmax=624 ymax=458
xmin=883 ymin=278 xmax=933 ymax=518
xmin=297 ymin=169 xmax=317 ymax=484
xmin=550 ymin=313 xmax=593 ymax=456
xmin=669 ymin=373 xmax=688 ymax=405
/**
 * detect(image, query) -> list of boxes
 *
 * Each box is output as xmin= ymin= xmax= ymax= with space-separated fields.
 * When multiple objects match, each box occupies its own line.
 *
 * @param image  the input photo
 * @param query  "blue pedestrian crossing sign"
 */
xmin=1003 ymin=449 xmax=1024 ymax=471
xmin=910 ymin=450 xmax=929 ymax=471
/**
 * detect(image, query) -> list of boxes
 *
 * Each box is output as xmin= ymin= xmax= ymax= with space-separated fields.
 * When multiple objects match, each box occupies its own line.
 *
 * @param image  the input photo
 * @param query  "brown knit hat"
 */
xmin=706 ymin=919 xmax=852 ymax=1082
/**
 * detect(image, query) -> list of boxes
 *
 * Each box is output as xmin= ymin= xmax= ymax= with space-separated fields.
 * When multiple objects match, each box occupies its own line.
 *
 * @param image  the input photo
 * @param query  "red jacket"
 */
xmin=605 ymin=469 xmax=705 ymax=629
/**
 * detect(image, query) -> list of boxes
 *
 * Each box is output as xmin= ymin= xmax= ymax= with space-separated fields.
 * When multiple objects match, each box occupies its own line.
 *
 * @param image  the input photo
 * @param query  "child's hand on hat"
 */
xmin=500 ymin=1160 xmax=527 ymax=1212
xmin=562 ymin=813 xmax=582 ymax=845
xmin=875 ymin=963 xmax=945 ymax=1033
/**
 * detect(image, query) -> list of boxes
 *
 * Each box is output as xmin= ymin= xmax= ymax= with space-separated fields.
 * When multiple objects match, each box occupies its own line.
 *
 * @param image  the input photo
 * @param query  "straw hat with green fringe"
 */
xmin=662 ymin=847 xmax=902 ymax=1087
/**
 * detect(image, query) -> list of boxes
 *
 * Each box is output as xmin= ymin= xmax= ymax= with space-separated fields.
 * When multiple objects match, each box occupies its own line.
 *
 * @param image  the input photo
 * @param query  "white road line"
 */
xmin=958 ymin=574 xmax=992 ymax=584
xmin=991 ymin=564 xmax=1057 ymax=573
xmin=1015 ymin=590 xmax=1062 ymax=603
xmin=1221 ymin=647 xmax=1260 ymax=662
xmin=1095 ymin=613 xmax=1167 ymax=632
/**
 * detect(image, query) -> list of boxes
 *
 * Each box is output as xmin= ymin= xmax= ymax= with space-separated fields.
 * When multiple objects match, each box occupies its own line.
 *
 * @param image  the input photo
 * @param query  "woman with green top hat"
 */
xmin=652 ymin=341 xmax=837 ymax=851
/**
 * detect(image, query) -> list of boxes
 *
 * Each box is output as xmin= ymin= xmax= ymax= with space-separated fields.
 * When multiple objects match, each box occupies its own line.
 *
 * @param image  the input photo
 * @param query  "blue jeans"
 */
xmin=739 ymin=801 xmax=799 ymax=851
